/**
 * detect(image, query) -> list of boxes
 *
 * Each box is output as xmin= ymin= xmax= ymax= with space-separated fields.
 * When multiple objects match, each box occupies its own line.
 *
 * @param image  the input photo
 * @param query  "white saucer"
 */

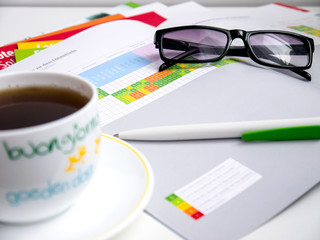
xmin=0 ymin=134 xmax=154 ymax=240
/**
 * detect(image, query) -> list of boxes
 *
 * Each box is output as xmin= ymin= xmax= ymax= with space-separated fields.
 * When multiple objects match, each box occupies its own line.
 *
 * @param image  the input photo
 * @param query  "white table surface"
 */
xmin=0 ymin=5 xmax=319 ymax=240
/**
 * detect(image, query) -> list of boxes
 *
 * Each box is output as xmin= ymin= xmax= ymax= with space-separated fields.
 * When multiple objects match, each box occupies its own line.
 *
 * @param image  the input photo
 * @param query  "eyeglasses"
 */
xmin=154 ymin=25 xmax=315 ymax=81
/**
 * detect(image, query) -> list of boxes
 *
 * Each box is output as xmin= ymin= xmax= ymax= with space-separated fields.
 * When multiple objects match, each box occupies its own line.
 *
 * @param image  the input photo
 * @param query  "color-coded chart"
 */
xmin=72 ymin=41 xmax=242 ymax=125
xmin=288 ymin=25 xmax=320 ymax=37
xmin=166 ymin=158 xmax=262 ymax=220
xmin=95 ymin=57 xmax=239 ymax=125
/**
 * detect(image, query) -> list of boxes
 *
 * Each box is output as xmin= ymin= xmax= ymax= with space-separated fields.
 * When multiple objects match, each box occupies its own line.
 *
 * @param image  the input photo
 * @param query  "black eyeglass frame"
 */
xmin=154 ymin=25 xmax=315 ymax=80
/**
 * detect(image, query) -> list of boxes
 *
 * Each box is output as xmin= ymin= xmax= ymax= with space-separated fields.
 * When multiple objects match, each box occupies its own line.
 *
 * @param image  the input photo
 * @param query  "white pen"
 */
xmin=114 ymin=117 xmax=320 ymax=141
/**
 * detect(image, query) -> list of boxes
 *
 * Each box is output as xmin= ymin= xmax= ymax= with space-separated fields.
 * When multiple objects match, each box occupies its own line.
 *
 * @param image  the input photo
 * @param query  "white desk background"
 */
xmin=0 ymin=6 xmax=319 ymax=240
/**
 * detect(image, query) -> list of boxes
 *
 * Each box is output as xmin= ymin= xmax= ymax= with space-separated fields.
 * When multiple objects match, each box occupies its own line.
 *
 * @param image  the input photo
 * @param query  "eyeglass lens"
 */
xmin=162 ymin=29 xmax=228 ymax=61
xmin=249 ymin=33 xmax=310 ymax=67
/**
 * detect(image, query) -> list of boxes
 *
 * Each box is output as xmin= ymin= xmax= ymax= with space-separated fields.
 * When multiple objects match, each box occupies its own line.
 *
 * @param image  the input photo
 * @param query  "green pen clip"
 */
xmin=241 ymin=125 xmax=320 ymax=141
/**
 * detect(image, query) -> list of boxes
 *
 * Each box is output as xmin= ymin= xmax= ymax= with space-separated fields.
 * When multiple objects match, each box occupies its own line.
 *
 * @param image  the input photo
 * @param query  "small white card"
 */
xmin=166 ymin=158 xmax=262 ymax=219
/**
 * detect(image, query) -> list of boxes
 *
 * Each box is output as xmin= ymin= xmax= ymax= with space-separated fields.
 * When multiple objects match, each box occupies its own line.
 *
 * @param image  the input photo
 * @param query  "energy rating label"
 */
xmin=166 ymin=193 xmax=205 ymax=220
xmin=166 ymin=158 xmax=262 ymax=220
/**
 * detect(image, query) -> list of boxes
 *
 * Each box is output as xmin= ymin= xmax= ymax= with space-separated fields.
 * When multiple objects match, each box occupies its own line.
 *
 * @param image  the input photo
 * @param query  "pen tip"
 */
xmin=114 ymin=133 xmax=119 ymax=138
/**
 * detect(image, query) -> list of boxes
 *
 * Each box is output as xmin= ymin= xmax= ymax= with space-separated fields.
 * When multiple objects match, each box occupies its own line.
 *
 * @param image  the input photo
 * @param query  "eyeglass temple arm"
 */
xmin=158 ymin=38 xmax=290 ymax=61
xmin=160 ymin=38 xmax=308 ymax=56
xmin=159 ymin=38 xmax=297 ymax=62
xmin=157 ymin=40 xmax=272 ymax=70
xmin=159 ymin=48 xmax=200 ymax=71
xmin=291 ymin=69 xmax=311 ymax=80
xmin=158 ymin=38 xmax=311 ymax=80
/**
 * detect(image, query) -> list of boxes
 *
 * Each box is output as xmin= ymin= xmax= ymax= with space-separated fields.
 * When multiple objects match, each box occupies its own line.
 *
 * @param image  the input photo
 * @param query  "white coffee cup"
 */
xmin=0 ymin=72 xmax=101 ymax=223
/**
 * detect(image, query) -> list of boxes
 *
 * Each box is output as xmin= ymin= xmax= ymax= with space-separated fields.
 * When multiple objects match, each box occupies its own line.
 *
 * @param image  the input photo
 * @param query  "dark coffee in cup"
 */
xmin=0 ymin=86 xmax=89 ymax=130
